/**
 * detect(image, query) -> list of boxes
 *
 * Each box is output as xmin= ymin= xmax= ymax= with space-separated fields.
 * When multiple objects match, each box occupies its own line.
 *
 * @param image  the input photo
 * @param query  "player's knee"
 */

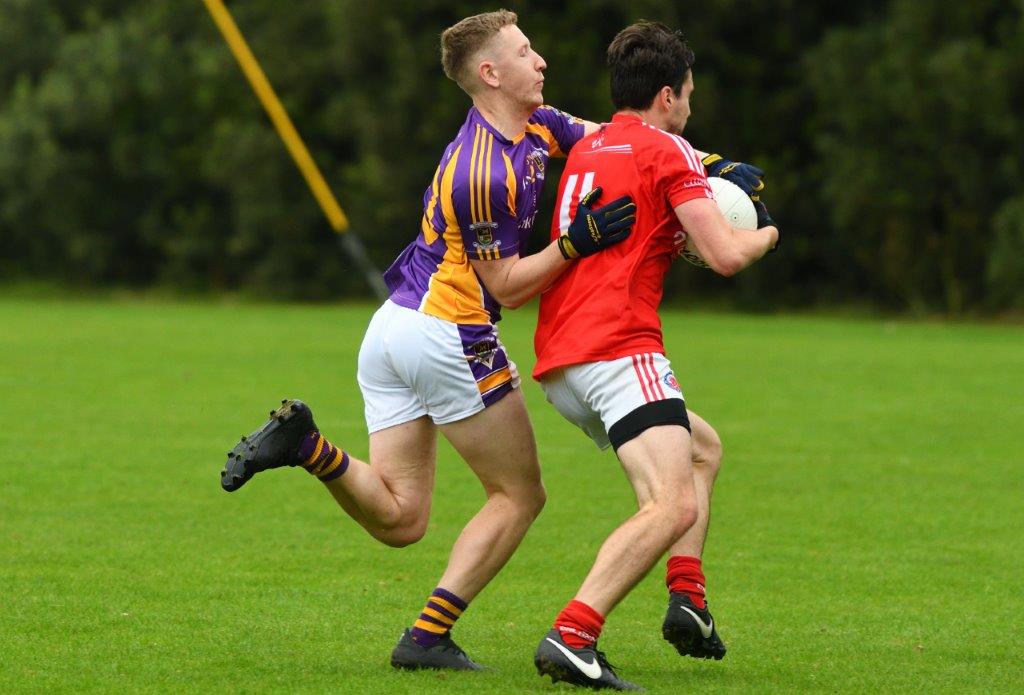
xmin=373 ymin=516 xmax=429 ymax=548
xmin=376 ymin=526 xmax=426 ymax=548
xmin=526 ymin=481 xmax=547 ymax=519
xmin=641 ymin=498 xmax=695 ymax=541
xmin=672 ymin=500 xmax=699 ymax=538
xmin=501 ymin=481 xmax=547 ymax=521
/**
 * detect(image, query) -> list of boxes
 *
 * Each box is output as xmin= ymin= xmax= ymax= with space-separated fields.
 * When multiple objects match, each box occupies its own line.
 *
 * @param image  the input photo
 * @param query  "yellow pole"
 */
xmin=201 ymin=0 xmax=349 ymax=232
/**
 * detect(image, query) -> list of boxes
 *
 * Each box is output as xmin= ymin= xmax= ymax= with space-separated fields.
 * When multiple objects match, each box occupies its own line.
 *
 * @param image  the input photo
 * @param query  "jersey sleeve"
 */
xmin=642 ymin=133 xmax=714 ymax=208
xmin=529 ymin=105 xmax=587 ymax=159
xmin=449 ymin=135 xmax=520 ymax=260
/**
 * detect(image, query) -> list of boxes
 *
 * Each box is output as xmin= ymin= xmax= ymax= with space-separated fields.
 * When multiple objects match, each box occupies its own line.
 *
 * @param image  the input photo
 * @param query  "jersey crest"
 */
xmin=524 ymin=147 xmax=547 ymax=186
xmin=471 ymin=220 xmax=496 ymax=246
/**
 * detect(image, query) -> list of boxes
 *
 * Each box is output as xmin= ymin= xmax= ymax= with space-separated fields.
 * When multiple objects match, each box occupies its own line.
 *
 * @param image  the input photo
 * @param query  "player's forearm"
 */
xmin=715 ymin=226 xmax=778 ymax=276
xmin=490 ymin=243 xmax=570 ymax=309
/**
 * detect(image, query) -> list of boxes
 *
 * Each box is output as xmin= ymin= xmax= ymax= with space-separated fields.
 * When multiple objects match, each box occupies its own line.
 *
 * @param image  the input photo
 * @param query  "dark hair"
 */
xmin=607 ymin=22 xmax=694 ymax=110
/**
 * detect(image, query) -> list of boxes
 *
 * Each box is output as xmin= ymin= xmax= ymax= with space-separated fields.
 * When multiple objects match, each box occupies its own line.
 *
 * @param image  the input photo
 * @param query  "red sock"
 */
xmin=666 ymin=555 xmax=707 ymax=609
xmin=554 ymin=600 xmax=605 ymax=649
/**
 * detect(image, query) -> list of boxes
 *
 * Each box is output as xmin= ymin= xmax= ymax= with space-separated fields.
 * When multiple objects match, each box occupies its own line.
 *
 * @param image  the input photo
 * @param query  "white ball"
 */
xmin=680 ymin=176 xmax=757 ymax=268
xmin=708 ymin=176 xmax=757 ymax=230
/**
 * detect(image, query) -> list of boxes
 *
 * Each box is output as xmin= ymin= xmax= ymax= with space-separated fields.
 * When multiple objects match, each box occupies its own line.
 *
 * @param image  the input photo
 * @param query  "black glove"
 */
xmin=754 ymin=200 xmax=780 ymax=252
xmin=558 ymin=187 xmax=636 ymax=260
xmin=702 ymin=153 xmax=765 ymax=201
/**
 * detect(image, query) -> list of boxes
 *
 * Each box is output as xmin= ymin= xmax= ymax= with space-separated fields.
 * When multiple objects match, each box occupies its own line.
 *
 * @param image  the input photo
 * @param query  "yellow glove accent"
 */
xmin=557 ymin=235 xmax=580 ymax=260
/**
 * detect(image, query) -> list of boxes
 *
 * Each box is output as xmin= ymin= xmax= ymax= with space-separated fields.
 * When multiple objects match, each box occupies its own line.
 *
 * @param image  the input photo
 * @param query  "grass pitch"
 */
xmin=1 ymin=297 xmax=1021 ymax=693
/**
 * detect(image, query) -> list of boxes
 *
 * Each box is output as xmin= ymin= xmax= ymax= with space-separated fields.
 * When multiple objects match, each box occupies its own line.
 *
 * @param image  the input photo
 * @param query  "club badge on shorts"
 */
xmin=465 ymin=338 xmax=499 ymax=369
xmin=662 ymin=371 xmax=682 ymax=393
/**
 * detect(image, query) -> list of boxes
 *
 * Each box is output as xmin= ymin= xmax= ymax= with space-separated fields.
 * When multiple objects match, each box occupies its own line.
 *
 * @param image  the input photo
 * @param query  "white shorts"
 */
xmin=357 ymin=300 xmax=520 ymax=433
xmin=539 ymin=353 xmax=688 ymax=450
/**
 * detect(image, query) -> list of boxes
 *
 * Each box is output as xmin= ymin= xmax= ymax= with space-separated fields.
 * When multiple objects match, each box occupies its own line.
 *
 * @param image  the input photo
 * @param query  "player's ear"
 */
xmin=659 ymin=85 xmax=675 ymax=111
xmin=478 ymin=58 xmax=500 ymax=89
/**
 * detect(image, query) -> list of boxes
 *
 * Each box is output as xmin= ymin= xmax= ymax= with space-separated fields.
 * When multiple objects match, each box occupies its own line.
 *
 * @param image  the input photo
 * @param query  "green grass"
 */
xmin=1 ymin=297 xmax=1021 ymax=693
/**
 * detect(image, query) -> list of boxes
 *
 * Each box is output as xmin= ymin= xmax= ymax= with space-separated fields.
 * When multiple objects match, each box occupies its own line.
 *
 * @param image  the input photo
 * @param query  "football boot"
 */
xmin=390 ymin=628 xmax=484 ymax=671
xmin=661 ymin=593 xmax=726 ymax=660
xmin=221 ymin=399 xmax=314 ymax=492
xmin=534 ymin=629 xmax=642 ymax=691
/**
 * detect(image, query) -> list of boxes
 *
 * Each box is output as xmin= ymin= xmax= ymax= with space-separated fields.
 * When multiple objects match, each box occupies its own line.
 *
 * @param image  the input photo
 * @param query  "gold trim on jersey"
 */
xmin=421 ymin=142 xmax=490 ymax=325
xmin=472 ymin=124 xmax=502 ymax=261
xmin=470 ymin=125 xmax=482 ymax=225
xmin=524 ymin=122 xmax=565 ymax=158
xmin=502 ymin=150 xmax=517 ymax=218
xmin=421 ymin=163 xmax=442 ymax=244
xmin=470 ymin=124 xmax=496 ymax=228
xmin=484 ymin=130 xmax=494 ymax=222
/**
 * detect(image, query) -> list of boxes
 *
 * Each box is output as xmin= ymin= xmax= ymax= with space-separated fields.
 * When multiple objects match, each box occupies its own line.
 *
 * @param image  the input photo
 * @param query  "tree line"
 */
xmin=1 ymin=0 xmax=1021 ymax=312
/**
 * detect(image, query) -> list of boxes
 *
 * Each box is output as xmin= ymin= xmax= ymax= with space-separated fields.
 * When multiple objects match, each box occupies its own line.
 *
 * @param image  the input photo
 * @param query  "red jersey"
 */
xmin=533 ymin=113 xmax=713 ymax=379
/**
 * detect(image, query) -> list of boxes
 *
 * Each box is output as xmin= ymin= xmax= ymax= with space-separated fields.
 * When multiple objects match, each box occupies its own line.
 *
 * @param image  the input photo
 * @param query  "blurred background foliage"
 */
xmin=0 ymin=0 xmax=1021 ymax=312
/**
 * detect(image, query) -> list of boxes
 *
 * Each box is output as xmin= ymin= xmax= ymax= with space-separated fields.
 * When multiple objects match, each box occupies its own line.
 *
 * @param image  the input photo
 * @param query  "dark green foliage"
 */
xmin=0 ymin=0 xmax=1021 ymax=311
xmin=807 ymin=0 xmax=1024 ymax=313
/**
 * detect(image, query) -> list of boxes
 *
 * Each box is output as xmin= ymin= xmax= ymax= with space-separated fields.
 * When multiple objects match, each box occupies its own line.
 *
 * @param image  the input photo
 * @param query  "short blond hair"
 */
xmin=440 ymin=9 xmax=518 ymax=92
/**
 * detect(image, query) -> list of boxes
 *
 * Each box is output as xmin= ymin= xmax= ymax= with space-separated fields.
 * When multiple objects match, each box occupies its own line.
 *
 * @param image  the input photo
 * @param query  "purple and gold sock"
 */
xmin=298 ymin=431 xmax=349 ymax=482
xmin=410 ymin=587 xmax=468 ymax=648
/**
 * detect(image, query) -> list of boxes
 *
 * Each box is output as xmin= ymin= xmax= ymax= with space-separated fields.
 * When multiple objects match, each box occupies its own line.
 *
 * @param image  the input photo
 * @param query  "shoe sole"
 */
xmin=390 ymin=660 xmax=483 ymax=672
xmin=535 ymin=655 xmax=607 ymax=690
xmin=661 ymin=625 xmax=726 ymax=660
xmin=221 ymin=399 xmax=307 ymax=492
xmin=390 ymin=659 xmax=430 ymax=671
xmin=536 ymin=654 xmax=641 ymax=691
xmin=535 ymin=654 xmax=573 ymax=685
xmin=391 ymin=649 xmax=484 ymax=671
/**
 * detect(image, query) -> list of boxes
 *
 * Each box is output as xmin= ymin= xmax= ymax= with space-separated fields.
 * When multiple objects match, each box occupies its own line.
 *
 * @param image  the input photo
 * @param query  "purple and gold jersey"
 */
xmin=383 ymin=105 xmax=586 ymax=325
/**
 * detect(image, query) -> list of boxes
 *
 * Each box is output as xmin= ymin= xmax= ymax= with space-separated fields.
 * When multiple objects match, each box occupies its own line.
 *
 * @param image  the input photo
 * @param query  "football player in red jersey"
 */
xmin=532 ymin=22 xmax=780 ymax=691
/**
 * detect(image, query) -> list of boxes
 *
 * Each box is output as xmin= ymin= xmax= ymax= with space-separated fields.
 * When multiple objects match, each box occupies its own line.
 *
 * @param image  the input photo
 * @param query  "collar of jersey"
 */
xmin=469 ymin=106 xmax=516 ymax=146
xmin=611 ymin=112 xmax=646 ymax=126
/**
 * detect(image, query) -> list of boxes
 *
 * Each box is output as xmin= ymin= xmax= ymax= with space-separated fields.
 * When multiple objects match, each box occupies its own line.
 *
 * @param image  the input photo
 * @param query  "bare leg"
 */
xmin=321 ymin=389 xmax=544 ymax=602
xmin=573 ymin=425 xmax=698 ymax=616
xmin=433 ymin=389 xmax=547 ymax=602
xmin=320 ymin=415 xmax=439 ymax=548
xmin=667 ymin=411 xmax=723 ymax=558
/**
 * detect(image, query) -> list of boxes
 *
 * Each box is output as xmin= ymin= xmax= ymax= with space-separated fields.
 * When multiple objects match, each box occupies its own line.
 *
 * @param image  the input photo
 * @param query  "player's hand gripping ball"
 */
xmin=701 ymin=153 xmax=765 ymax=200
